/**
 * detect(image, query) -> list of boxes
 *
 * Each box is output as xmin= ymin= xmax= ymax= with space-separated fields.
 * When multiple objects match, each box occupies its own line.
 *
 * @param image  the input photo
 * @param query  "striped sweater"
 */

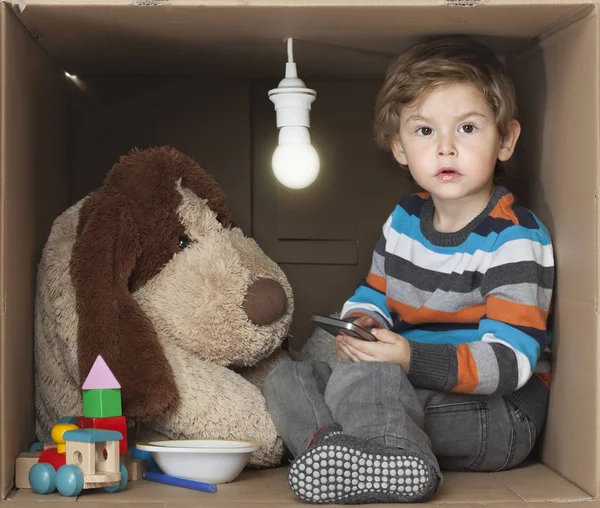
xmin=341 ymin=185 xmax=554 ymax=397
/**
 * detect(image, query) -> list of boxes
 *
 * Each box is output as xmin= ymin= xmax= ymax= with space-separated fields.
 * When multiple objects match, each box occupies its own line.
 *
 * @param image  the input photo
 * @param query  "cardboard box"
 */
xmin=1 ymin=0 xmax=599 ymax=505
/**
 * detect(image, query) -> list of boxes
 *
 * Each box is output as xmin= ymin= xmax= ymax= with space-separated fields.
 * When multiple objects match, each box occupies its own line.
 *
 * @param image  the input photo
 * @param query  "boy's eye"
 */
xmin=459 ymin=124 xmax=476 ymax=134
xmin=417 ymin=127 xmax=433 ymax=136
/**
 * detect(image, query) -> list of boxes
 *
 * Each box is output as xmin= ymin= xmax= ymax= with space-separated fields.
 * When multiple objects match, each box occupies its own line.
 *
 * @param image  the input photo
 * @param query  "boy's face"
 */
xmin=391 ymin=82 xmax=520 ymax=204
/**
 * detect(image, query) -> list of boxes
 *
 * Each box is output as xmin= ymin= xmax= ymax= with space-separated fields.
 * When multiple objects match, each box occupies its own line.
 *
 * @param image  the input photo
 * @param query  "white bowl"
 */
xmin=136 ymin=440 xmax=261 ymax=484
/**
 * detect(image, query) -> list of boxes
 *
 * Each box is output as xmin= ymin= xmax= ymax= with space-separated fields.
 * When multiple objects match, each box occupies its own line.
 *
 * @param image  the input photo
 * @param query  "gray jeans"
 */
xmin=263 ymin=360 xmax=540 ymax=479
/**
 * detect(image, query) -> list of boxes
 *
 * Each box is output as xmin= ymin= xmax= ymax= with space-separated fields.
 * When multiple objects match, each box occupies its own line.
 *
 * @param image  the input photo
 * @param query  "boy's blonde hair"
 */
xmin=374 ymin=37 xmax=517 ymax=152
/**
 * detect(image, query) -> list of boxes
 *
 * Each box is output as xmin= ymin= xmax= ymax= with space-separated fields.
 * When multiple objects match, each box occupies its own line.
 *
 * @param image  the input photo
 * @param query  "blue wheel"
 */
xmin=105 ymin=463 xmax=128 ymax=493
xmin=29 ymin=462 xmax=56 ymax=494
xmin=56 ymin=465 xmax=84 ymax=497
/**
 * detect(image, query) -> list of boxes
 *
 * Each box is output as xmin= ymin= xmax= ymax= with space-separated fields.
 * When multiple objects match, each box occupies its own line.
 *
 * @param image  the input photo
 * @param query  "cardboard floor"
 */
xmin=5 ymin=463 xmax=596 ymax=506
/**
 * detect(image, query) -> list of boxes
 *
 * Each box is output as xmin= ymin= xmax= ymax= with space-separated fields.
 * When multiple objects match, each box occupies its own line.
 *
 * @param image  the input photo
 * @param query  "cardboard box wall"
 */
xmin=1 ymin=0 xmax=599 ymax=505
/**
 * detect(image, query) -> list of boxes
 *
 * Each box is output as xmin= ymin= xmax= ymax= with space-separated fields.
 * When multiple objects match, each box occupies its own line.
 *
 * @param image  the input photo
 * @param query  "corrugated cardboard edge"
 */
xmin=0 ymin=5 xmax=9 ymax=498
xmin=596 ymin=5 xmax=600 ymax=500
xmin=3 ymin=0 xmax=597 ymax=7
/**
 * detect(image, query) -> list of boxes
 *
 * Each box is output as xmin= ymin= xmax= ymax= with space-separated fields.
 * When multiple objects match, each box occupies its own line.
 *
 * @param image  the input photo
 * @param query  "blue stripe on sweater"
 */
xmin=478 ymin=318 xmax=541 ymax=369
xmin=403 ymin=320 xmax=541 ymax=369
xmin=390 ymin=204 xmax=551 ymax=256
xmin=403 ymin=328 xmax=482 ymax=345
xmin=398 ymin=194 xmax=542 ymax=232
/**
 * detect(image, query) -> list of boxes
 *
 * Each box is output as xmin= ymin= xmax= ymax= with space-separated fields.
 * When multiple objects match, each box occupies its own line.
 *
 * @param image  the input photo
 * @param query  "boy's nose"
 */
xmin=438 ymin=148 xmax=456 ymax=156
xmin=437 ymin=136 xmax=456 ymax=156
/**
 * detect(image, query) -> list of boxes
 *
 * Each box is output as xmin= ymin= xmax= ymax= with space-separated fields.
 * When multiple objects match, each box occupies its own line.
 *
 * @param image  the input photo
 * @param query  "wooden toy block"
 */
xmin=83 ymin=388 xmax=122 ymax=418
xmin=82 ymin=355 xmax=121 ymax=390
xmin=131 ymin=459 xmax=147 ymax=481
xmin=77 ymin=415 xmax=128 ymax=453
xmin=130 ymin=446 xmax=160 ymax=472
xmin=15 ymin=452 xmax=42 ymax=489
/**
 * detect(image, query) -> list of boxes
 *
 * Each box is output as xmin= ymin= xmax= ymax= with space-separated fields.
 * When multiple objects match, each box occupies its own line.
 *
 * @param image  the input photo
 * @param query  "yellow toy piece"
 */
xmin=51 ymin=423 xmax=78 ymax=454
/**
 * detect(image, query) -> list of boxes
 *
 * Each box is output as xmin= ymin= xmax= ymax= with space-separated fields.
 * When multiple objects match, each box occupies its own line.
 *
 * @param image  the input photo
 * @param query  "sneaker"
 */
xmin=288 ymin=432 xmax=437 ymax=504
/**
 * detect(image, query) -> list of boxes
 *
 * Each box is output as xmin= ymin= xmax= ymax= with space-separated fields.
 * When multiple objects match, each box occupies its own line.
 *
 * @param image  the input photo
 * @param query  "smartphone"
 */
xmin=311 ymin=314 xmax=377 ymax=342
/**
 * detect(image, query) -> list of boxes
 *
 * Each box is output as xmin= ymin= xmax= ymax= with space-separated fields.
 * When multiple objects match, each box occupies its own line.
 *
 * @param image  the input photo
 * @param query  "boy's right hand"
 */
xmin=335 ymin=315 xmax=377 ymax=360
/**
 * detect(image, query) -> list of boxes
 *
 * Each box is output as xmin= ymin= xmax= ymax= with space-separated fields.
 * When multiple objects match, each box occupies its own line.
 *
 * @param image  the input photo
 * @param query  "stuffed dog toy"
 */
xmin=34 ymin=146 xmax=293 ymax=467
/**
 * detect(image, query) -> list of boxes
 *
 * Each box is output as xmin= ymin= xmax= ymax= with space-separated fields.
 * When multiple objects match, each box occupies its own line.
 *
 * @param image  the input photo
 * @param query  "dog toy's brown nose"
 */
xmin=243 ymin=277 xmax=288 ymax=326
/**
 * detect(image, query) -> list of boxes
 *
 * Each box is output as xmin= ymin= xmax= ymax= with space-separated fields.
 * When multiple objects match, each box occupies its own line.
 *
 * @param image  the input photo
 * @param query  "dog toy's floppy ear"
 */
xmin=70 ymin=190 xmax=178 ymax=422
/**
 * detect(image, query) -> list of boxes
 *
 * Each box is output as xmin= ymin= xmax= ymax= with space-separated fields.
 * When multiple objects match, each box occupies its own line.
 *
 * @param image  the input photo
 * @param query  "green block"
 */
xmin=83 ymin=389 xmax=122 ymax=418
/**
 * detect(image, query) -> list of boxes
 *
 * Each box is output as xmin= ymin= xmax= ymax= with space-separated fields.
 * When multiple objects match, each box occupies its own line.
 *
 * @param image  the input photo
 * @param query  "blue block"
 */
xmin=130 ymin=447 xmax=152 ymax=461
xmin=63 ymin=428 xmax=123 ymax=443
xmin=130 ymin=446 xmax=160 ymax=473
xmin=58 ymin=416 xmax=78 ymax=424
xmin=29 ymin=441 xmax=44 ymax=452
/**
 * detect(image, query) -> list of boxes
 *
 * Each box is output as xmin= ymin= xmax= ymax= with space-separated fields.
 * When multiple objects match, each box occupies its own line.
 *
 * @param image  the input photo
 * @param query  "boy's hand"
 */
xmin=335 ymin=315 xmax=376 ymax=361
xmin=336 ymin=328 xmax=411 ymax=372
xmin=352 ymin=315 xmax=377 ymax=330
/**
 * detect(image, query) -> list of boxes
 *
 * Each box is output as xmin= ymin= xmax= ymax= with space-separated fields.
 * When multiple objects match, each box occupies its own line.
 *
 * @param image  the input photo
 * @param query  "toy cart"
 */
xmin=29 ymin=428 xmax=128 ymax=497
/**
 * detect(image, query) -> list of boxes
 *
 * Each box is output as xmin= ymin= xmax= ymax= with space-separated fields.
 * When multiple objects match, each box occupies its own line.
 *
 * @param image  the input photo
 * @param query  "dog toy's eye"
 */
xmin=178 ymin=235 xmax=191 ymax=249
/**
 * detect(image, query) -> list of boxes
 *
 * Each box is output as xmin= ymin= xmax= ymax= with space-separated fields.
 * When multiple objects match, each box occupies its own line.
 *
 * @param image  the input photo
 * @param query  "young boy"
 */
xmin=263 ymin=37 xmax=554 ymax=505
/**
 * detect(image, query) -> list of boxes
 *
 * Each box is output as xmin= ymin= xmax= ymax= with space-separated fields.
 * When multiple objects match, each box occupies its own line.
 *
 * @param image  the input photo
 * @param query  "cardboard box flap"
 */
xmin=10 ymin=0 xmax=594 ymax=78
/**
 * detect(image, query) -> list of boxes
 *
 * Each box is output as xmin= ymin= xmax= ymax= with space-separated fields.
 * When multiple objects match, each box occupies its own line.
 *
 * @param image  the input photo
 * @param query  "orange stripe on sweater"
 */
xmin=489 ymin=194 xmax=518 ymax=224
xmin=389 ymin=299 xmax=485 ymax=324
xmin=452 ymin=344 xmax=479 ymax=393
xmin=487 ymin=296 xmax=548 ymax=330
xmin=366 ymin=272 xmax=386 ymax=293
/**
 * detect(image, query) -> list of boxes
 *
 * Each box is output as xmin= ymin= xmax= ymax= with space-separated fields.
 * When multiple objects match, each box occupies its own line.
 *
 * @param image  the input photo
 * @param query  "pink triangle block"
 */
xmin=82 ymin=355 xmax=121 ymax=390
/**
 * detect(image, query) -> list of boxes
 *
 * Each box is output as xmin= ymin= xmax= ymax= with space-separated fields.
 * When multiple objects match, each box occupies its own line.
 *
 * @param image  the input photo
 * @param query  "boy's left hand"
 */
xmin=336 ymin=329 xmax=411 ymax=372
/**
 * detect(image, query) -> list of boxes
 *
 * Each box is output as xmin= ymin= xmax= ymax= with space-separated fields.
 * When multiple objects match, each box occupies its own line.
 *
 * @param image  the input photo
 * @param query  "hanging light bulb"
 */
xmin=268 ymin=38 xmax=320 ymax=189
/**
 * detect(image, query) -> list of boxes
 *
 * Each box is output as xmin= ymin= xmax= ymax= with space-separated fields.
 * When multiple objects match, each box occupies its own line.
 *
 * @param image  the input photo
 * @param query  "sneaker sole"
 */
xmin=288 ymin=437 xmax=436 ymax=504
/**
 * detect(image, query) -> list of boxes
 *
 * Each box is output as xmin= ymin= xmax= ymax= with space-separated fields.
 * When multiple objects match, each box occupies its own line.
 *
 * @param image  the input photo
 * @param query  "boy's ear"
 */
xmin=498 ymin=119 xmax=521 ymax=162
xmin=390 ymin=136 xmax=408 ymax=166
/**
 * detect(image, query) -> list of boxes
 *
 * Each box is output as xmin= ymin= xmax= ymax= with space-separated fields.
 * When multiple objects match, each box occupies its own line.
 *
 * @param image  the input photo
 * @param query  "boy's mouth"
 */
xmin=436 ymin=167 xmax=462 ymax=181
